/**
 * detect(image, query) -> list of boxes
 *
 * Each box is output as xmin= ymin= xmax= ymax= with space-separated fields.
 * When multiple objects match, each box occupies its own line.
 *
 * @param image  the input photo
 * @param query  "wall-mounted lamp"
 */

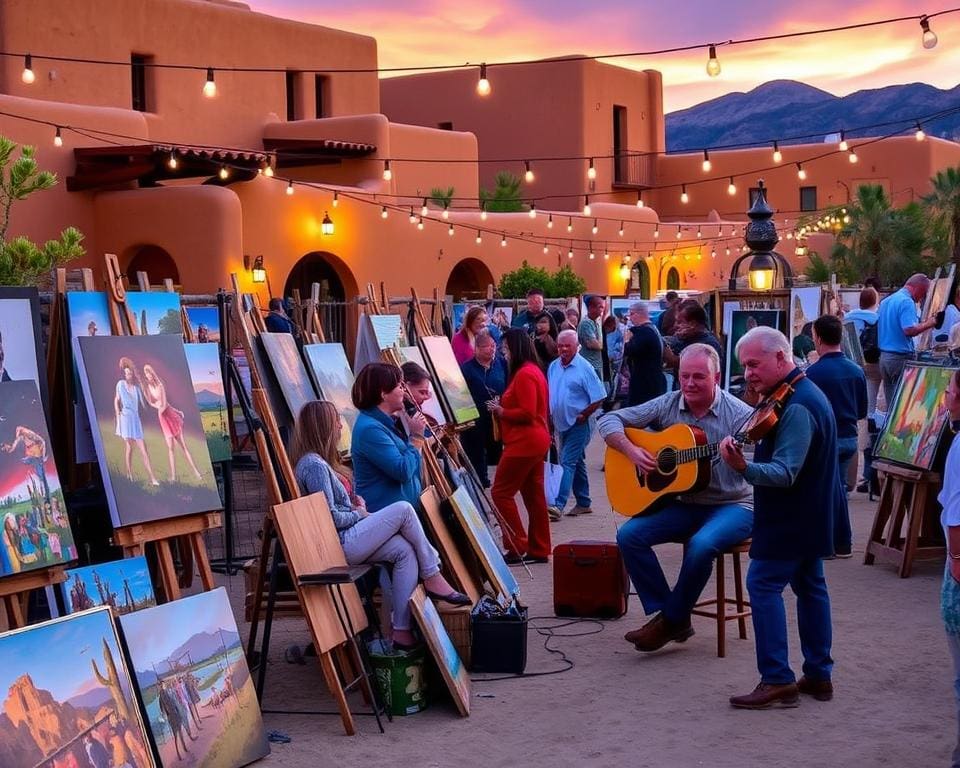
xmin=618 ymin=262 xmax=631 ymax=281
xmin=321 ymin=211 xmax=335 ymax=236
xmin=243 ymin=254 xmax=267 ymax=283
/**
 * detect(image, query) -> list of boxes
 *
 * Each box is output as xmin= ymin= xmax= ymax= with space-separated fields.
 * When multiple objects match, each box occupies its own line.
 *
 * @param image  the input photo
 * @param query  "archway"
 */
xmin=630 ymin=260 xmax=651 ymax=299
xmin=126 ymin=245 xmax=180 ymax=285
xmin=666 ymin=267 xmax=681 ymax=291
xmin=283 ymin=251 xmax=359 ymax=346
xmin=445 ymin=257 xmax=495 ymax=300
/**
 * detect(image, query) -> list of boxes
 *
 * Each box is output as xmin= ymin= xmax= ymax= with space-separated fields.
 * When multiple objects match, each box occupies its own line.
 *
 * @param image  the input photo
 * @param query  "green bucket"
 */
xmin=368 ymin=640 xmax=428 ymax=716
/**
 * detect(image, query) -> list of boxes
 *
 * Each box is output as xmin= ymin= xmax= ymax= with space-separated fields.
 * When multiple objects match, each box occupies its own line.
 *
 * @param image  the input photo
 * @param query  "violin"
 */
xmin=736 ymin=372 xmax=804 ymax=444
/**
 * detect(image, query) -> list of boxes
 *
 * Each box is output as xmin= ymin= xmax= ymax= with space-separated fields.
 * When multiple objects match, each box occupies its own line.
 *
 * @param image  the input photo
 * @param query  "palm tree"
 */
xmin=922 ymin=166 xmax=960 ymax=267
xmin=479 ymin=171 xmax=524 ymax=212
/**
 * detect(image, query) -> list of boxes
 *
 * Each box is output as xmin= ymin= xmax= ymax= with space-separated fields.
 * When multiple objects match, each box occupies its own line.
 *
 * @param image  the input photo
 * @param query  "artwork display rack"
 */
xmin=0 ymin=566 xmax=67 ymax=630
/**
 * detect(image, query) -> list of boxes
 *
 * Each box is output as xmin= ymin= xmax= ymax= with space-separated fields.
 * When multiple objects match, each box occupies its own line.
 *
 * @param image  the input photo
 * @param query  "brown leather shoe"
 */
xmin=797 ymin=676 xmax=833 ymax=701
xmin=625 ymin=613 xmax=694 ymax=652
xmin=729 ymin=682 xmax=800 ymax=710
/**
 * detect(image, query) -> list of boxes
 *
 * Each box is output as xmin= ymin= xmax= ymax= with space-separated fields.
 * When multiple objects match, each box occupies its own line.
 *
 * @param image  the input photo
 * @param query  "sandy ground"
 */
xmin=212 ymin=434 xmax=955 ymax=768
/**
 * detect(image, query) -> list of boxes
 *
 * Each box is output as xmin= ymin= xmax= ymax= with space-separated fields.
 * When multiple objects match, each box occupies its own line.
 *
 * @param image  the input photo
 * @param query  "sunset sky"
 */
xmin=247 ymin=1 xmax=959 ymax=111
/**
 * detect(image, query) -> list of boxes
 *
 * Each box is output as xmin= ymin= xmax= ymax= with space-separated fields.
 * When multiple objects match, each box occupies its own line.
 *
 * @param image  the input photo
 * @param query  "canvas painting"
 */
xmin=918 ymin=271 xmax=956 ymax=351
xmin=838 ymin=290 xmax=862 ymax=314
xmin=370 ymin=314 xmax=405 ymax=350
xmin=489 ymin=306 xmax=513 ymax=331
xmin=842 ymin=321 xmax=865 ymax=366
xmin=874 ymin=364 xmax=958 ymax=470
xmin=185 ymin=344 xmax=231 ymax=463
xmin=125 ymin=292 xmax=184 ymax=336
xmin=119 ymin=588 xmax=270 ymax=768
xmin=76 ymin=335 xmax=222 ymax=528
xmin=408 ymin=585 xmax=470 ymax=716
xmin=0 ymin=606 xmax=154 ymax=768
xmin=303 ymin=343 xmax=357 ymax=455
xmin=419 ymin=336 xmax=481 ymax=425
xmin=67 ymin=292 xmax=115 ymax=462
xmin=789 ymin=286 xmax=822 ymax=342
xmin=260 ymin=332 xmax=317 ymax=422
xmin=452 ymin=303 xmax=467 ymax=333
xmin=64 ymin=555 xmax=156 ymax=616
xmin=0 ymin=380 xmax=77 ymax=578
xmin=448 ymin=485 xmax=518 ymax=606
xmin=726 ymin=310 xmax=784 ymax=385
xmin=398 ymin=346 xmax=447 ymax=426
xmin=0 ymin=287 xmax=49 ymax=413
xmin=185 ymin=306 xmax=221 ymax=344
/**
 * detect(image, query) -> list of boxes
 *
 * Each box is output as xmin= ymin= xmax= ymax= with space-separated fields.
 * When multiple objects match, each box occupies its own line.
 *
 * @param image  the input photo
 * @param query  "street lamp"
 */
xmin=728 ymin=179 xmax=793 ymax=291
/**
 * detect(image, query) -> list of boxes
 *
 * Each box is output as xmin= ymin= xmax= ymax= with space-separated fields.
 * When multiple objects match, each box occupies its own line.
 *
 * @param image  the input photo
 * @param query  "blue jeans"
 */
xmin=616 ymin=501 xmax=753 ymax=624
xmin=747 ymin=558 xmax=833 ymax=684
xmin=835 ymin=436 xmax=858 ymax=553
xmin=553 ymin=421 xmax=592 ymax=510
xmin=947 ymin=631 xmax=960 ymax=767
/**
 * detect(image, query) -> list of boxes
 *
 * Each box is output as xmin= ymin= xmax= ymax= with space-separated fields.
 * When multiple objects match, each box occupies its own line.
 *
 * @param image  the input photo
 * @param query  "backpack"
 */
xmin=860 ymin=320 xmax=880 ymax=364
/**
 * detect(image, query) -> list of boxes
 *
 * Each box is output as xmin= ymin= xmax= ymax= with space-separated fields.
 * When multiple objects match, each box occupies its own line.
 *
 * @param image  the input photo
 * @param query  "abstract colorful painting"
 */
xmin=397 ymin=346 xmax=447 ymax=427
xmin=185 ymin=343 xmax=231 ymax=463
xmin=64 ymin=555 xmax=156 ymax=616
xmin=874 ymin=363 xmax=958 ymax=470
xmin=409 ymin=585 xmax=469 ymax=716
xmin=0 ymin=287 xmax=48 ymax=412
xmin=419 ymin=336 xmax=481 ymax=425
xmin=0 ymin=380 xmax=77 ymax=578
xmin=76 ymin=335 xmax=222 ymax=528
xmin=448 ymin=485 xmax=517 ymax=606
xmin=126 ymin=293 xmax=184 ymax=336
xmin=303 ymin=343 xmax=356 ymax=455
xmin=0 ymin=606 xmax=154 ymax=768
xmin=184 ymin=306 xmax=221 ymax=343
xmin=119 ymin=588 xmax=269 ymax=768
xmin=260 ymin=332 xmax=317 ymax=422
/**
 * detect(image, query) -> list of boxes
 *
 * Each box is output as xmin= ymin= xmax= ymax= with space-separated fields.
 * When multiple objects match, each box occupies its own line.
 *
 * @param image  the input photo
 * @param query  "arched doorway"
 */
xmin=666 ymin=267 xmax=681 ymax=291
xmin=630 ymin=260 xmax=651 ymax=299
xmin=446 ymin=258 xmax=495 ymax=300
xmin=283 ymin=251 xmax=359 ymax=345
xmin=126 ymin=245 xmax=180 ymax=285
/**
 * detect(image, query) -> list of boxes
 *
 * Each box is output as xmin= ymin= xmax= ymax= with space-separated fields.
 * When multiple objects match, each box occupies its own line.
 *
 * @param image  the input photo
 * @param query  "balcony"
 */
xmin=612 ymin=151 xmax=655 ymax=189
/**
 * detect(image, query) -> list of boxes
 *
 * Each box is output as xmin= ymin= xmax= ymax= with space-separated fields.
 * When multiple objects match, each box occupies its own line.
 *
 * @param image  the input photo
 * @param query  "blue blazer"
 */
xmin=351 ymin=407 xmax=423 ymax=512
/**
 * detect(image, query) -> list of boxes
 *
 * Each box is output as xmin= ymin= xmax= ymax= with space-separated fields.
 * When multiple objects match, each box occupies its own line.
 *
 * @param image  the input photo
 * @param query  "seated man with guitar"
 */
xmin=598 ymin=343 xmax=754 ymax=652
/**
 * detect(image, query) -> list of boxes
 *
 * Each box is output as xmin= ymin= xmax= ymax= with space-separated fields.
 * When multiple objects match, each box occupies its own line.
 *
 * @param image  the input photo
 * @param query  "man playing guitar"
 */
xmin=598 ymin=343 xmax=754 ymax=652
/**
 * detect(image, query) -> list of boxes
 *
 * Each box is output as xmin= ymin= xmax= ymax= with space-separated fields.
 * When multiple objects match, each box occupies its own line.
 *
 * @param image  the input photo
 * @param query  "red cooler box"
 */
xmin=553 ymin=540 xmax=629 ymax=618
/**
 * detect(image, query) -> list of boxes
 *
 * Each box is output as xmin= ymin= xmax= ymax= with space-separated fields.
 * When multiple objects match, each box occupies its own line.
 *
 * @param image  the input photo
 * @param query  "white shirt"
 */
xmin=940 ymin=427 xmax=960 ymax=538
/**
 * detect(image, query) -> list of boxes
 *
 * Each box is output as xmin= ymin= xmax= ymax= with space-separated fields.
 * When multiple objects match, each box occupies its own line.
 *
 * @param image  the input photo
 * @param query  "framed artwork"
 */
xmin=0 ymin=381 xmax=77 ymax=578
xmin=67 ymin=292 xmax=114 ymax=462
xmin=185 ymin=343 xmax=231 ymax=463
xmin=452 ymin=303 xmax=467 ymax=332
xmin=0 ymin=606 xmax=154 ymax=768
xmin=448 ymin=485 xmax=518 ymax=606
xmin=397 ymin=346 xmax=448 ymax=426
xmin=75 ymin=335 xmax=222 ymax=528
xmin=260 ymin=332 xmax=317 ymax=422
xmin=184 ymin=306 xmax=221 ymax=343
xmin=918 ymin=268 xmax=956 ymax=351
xmin=408 ymin=585 xmax=470 ymax=716
xmin=0 ymin=286 xmax=49 ymax=415
xmin=119 ymin=588 xmax=270 ymax=768
xmin=63 ymin=555 xmax=156 ymax=615
xmin=874 ymin=363 xmax=958 ymax=470
xmin=304 ymin=343 xmax=357 ymax=455
xmin=126 ymin=292 xmax=184 ymax=336
xmin=789 ymin=286 xmax=822 ymax=342
xmin=489 ymin=306 xmax=513 ymax=330
xmin=842 ymin=321 xmax=865 ymax=366
xmin=725 ymin=310 xmax=784 ymax=385
xmin=418 ymin=336 xmax=481 ymax=424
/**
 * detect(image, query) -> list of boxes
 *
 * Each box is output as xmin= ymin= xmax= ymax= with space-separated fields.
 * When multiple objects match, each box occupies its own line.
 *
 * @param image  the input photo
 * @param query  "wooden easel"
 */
xmin=0 ymin=567 xmax=67 ymax=629
xmin=863 ymin=460 xmax=945 ymax=577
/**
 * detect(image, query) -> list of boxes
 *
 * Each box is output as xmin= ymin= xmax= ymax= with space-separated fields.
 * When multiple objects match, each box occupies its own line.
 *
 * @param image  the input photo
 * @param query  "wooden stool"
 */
xmin=690 ymin=539 xmax=752 ymax=658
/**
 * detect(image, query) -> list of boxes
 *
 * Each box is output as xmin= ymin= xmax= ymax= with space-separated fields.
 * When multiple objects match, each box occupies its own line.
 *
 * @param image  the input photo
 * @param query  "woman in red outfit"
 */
xmin=486 ymin=328 xmax=552 ymax=563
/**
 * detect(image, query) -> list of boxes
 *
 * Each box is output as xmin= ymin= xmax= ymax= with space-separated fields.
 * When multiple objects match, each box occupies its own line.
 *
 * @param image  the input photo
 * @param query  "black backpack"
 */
xmin=860 ymin=320 xmax=880 ymax=364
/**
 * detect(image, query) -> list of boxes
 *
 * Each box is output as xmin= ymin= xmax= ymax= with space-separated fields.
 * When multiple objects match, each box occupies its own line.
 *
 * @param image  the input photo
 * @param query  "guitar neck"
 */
xmin=676 ymin=442 xmax=721 ymax=465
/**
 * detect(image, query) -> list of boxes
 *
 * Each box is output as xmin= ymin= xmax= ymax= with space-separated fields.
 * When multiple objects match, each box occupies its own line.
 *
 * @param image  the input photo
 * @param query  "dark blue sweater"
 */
xmin=805 ymin=351 xmax=867 ymax=439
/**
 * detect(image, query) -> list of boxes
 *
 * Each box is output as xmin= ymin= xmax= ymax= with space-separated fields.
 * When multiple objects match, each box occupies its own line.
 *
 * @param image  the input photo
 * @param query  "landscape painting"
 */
xmin=369 ymin=314 xmax=405 ymax=350
xmin=448 ymin=485 xmax=518 ymax=606
xmin=126 ymin=292 xmax=184 ymax=336
xmin=185 ymin=343 xmax=231 ymax=463
xmin=0 ymin=380 xmax=77 ymax=578
xmin=67 ymin=292 xmax=115 ymax=462
xmin=409 ymin=585 xmax=469 ymax=716
xmin=0 ymin=287 xmax=48 ymax=412
xmin=119 ymin=588 xmax=270 ymax=768
xmin=76 ymin=335 xmax=222 ymax=528
xmin=419 ymin=336 xmax=481 ymax=425
xmin=0 ymin=606 xmax=154 ymax=768
xmin=303 ymin=343 xmax=356 ymax=455
xmin=185 ymin=306 xmax=221 ymax=343
xmin=64 ymin=555 xmax=156 ymax=616
xmin=398 ymin=346 xmax=447 ymax=426
xmin=874 ymin=364 xmax=958 ymax=470
xmin=260 ymin=332 xmax=317 ymax=422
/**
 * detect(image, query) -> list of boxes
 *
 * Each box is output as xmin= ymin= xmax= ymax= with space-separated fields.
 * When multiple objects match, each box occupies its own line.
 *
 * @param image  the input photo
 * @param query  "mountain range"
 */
xmin=665 ymin=80 xmax=960 ymax=152
xmin=133 ymin=628 xmax=241 ymax=687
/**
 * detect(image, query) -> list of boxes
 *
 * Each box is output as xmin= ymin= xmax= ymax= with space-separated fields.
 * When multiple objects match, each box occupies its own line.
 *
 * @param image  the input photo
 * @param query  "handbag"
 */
xmin=544 ymin=440 xmax=563 ymax=503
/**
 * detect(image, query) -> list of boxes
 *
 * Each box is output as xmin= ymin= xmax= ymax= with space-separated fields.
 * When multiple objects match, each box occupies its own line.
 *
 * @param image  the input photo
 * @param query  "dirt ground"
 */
xmin=213 ymin=435 xmax=955 ymax=768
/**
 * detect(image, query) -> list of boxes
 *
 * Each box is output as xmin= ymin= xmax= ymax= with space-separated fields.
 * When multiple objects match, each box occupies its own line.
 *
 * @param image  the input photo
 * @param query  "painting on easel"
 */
xmin=397 ymin=346 xmax=447 ymax=427
xmin=126 ymin=292 xmax=184 ymax=336
xmin=0 ymin=381 xmax=77 ymax=578
xmin=184 ymin=306 xmax=221 ymax=343
xmin=185 ymin=343 xmax=231 ymax=463
xmin=448 ymin=486 xmax=517 ymax=606
xmin=260 ymin=332 xmax=317 ymax=422
xmin=409 ymin=585 xmax=470 ymax=716
xmin=63 ymin=555 xmax=156 ymax=616
xmin=76 ymin=335 xmax=222 ymax=527
xmin=66 ymin=291 xmax=114 ymax=462
xmin=419 ymin=336 xmax=480 ymax=425
xmin=304 ymin=343 xmax=356 ymax=455
xmin=0 ymin=287 xmax=49 ymax=413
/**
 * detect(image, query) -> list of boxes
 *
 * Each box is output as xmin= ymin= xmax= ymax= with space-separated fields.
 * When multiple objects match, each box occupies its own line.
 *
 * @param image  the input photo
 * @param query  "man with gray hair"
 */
xmin=877 ymin=273 xmax=937 ymax=407
xmin=599 ymin=343 xmax=754 ymax=652
xmin=623 ymin=302 xmax=666 ymax=407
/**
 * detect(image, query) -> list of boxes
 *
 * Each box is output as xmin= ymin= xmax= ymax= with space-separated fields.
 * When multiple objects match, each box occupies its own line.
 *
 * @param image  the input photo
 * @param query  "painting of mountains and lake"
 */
xmin=185 ymin=343 xmax=231 ymax=463
xmin=119 ymin=588 xmax=269 ymax=768
xmin=0 ymin=606 xmax=154 ymax=768
xmin=303 ymin=343 xmax=356 ymax=456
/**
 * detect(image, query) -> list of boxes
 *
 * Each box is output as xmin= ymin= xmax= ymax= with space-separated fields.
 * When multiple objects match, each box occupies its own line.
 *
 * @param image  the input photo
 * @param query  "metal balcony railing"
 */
xmin=612 ymin=151 xmax=655 ymax=188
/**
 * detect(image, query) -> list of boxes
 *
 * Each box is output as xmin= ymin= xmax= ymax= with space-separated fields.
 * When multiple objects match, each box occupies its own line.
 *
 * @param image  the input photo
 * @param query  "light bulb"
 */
xmin=421 ymin=199 xmax=429 ymax=216
xmin=286 ymin=181 xmax=294 ymax=195
xmin=589 ymin=251 xmax=595 ymax=260
xmin=332 ymin=191 xmax=339 ymax=208
xmin=654 ymin=227 xmax=660 ymax=239
xmin=702 ymin=150 xmax=711 ymax=172
xmin=448 ymin=224 xmax=455 ymax=236
xmin=417 ymin=217 xmax=424 ymax=230
xmin=219 ymin=165 xmax=229 ymax=180
xmin=618 ymin=223 xmax=624 ymax=237
xmin=604 ymin=252 xmax=610 ymax=260
xmin=442 ymin=206 xmax=449 ymax=220
xmin=711 ymin=249 xmax=716 ymax=258
xmin=264 ymin=163 xmax=274 ymax=177
xmin=480 ymin=204 xmax=487 ymax=221
xmin=838 ymin=131 xmax=848 ymax=152
xmin=381 ymin=205 xmax=388 ymax=219
xmin=727 ymin=177 xmax=737 ymax=195
xmin=697 ymin=228 xmax=702 ymax=238
xmin=587 ymin=159 xmax=596 ymax=180
xmin=915 ymin=123 xmax=926 ymax=141
xmin=500 ymin=235 xmax=507 ymax=247
xmin=543 ymin=245 xmax=549 ymax=254
xmin=680 ymin=184 xmax=689 ymax=204
xmin=592 ymin=219 xmax=599 ymax=235
xmin=382 ymin=160 xmax=392 ymax=181
xmin=53 ymin=127 xmax=62 ymax=147
xmin=476 ymin=231 xmax=482 ymax=244
xmin=409 ymin=208 xmax=417 ymax=224
xmin=583 ymin=197 xmax=591 ymax=216
xmin=921 ymin=16 xmax=938 ymax=49
xmin=636 ymin=193 xmax=644 ymax=208
xmin=547 ymin=215 xmax=554 ymax=229
xmin=676 ymin=227 xmax=682 ymax=239
xmin=168 ymin=152 xmax=178 ymax=170
xmin=203 ymin=67 xmax=217 ymax=98
xmin=706 ymin=45 xmax=721 ymax=77
xmin=567 ymin=218 xmax=574 ymax=233
xmin=848 ymin=149 xmax=858 ymax=163
xmin=524 ymin=161 xmax=534 ymax=183
xmin=528 ymin=203 xmax=537 ymax=219
xmin=21 ymin=54 xmax=35 ymax=84
xmin=568 ymin=248 xmax=574 ymax=259
xmin=476 ymin=63 xmax=491 ymax=96
xmin=797 ymin=163 xmax=807 ymax=181
xmin=772 ymin=142 xmax=782 ymax=163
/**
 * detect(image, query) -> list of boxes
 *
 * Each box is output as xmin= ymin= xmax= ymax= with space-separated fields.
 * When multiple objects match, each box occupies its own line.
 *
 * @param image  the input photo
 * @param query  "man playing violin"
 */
xmin=720 ymin=326 xmax=839 ymax=710
xmin=598 ymin=343 xmax=754 ymax=652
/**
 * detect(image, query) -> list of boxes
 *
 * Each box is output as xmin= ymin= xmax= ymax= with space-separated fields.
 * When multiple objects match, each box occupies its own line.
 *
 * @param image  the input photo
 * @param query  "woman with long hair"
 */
xmin=114 ymin=357 xmax=159 ymax=486
xmin=293 ymin=400 xmax=470 ymax=649
xmin=533 ymin=312 xmax=559 ymax=371
xmin=486 ymin=328 xmax=552 ymax=563
xmin=141 ymin=364 xmax=204 ymax=483
xmin=451 ymin=305 xmax=489 ymax=365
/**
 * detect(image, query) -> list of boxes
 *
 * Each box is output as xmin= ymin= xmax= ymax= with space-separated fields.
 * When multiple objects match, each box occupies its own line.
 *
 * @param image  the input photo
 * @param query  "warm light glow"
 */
xmin=382 ymin=160 xmax=392 ymax=181
xmin=477 ymin=63 xmax=491 ymax=96
xmin=286 ymin=181 xmax=295 ymax=195
xmin=797 ymin=163 xmax=807 ymax=180
xmin=568 ymin=248 xmax=574 ymax=259
xmin=480 ymin=203 xmax=487 ymax=221
xmin=702 ymin=150 xmax=711 ymax=172
xmin=697 ymin=227 xmax=702 ymax=238
xmin=915 ymin=123 xmax=926 ymax=141
xmin=654 ymin=226 xmax=660 ymax=238
xmin=921 ymin=16 xmax=938 ymax=49
xmin=168 ymin=152 xmax=178 ymax=170
xmin=603 ymin=251 xmax=610 ymax=260
xmin=583 ymin=197 xmax=591 ymax=216
xmin=332 ymin=191 xmax=339 ymax=208
xmin=592 ymin=219 xmax=599 ymax=235
xmin=587 ymin=159 xmax=596 ymax=181
xmin=251 ymin=255 xmax=267 ymax=284
xmin=417 ymin=217 xmax=424 ymax=230
xmin=264 ymin=161 xmax=274 ymax=177
xmin=21 ymin=54 xmax=35 ymax=84
xmin=529 ymin=203 xmax=537 ymax=219
xmin=680 ymin=184 xmax=689 ymax=204
xmin=848 ymin=149 xmax=858 ymax=163
xmin=218 ymin=165 xmax=229 ymax=180
xmin=706 ymin=45 xmax=721 ymax=77
xmin=321 ymin=211 xmax=335 ymax=235
xmin=838 ymin=132 xmax=848 ymax=152
xmin=547 ymin=214 xmax=554 ymax=229
xmin=448 ymin=224 xmax=455 ymax=236
xmin=53 ymin=127 xmax=62 ymax=147
xmin=442 ymin=206 xmax=450 ymax=219
xmin=421 ymin=199 xmax=429 ymax=216
xmin=524 ymin=160 xmax=534 ymax=183
xmin=727 ymin=177 xmax=737 ymax=195
xmin=589 ymin=251 xmax=595 ymax=260
xmin=203 ymin=67 xmax=217 ymax=98
xmin=409 ymin=208 xmax=417 ymax=224
xmin=567 ymin=218 xmax=574 ymax=233
xmin=619 ymin=263 xmax=630 ymax=280
xmin=381 ymin=205 xmax=388 ymax=219
xmin=676 ymin=227 xmax=682 ymax=239
xmin=618 ymin=222 xmax=624 ymax=237
xmin=772 ymin=141 xmax=782 ymax=163
xmin=749 ymin=267 xmax=774 ymax=291
xmin=475 ymin=231 xmax=482 ymax=244
xmin=500 ymin=235 xmax=507 ymax=247
xmin=636 ymin=192 xmax=644 ymax=208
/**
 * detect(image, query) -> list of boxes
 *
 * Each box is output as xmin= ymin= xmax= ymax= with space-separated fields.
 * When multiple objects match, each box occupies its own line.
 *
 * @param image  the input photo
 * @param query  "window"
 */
xmin=613 ymin=105 xmax=627 ymax=183
xmin=800 ymin=186 xmax=818 ymax=211
xmin=315 ymin=75 xmax=330 ymax=118
xmin=286 ymin=71 xmax=301 ymax=121
xmin=438 ymin=121 xmax=454 ymax=131
xmin=748 ymin=187 xmax=762 ymax=208
xmin=131 ymin=54 xmax=151 ymax=112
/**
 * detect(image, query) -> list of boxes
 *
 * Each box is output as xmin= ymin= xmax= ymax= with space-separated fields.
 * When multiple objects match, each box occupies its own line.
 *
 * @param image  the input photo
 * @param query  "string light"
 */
xmin=697 ymin=227 xmax=702 ymax=238
xmin=592 ymin=219 xmax=599 ymax=235
xmin=706 ymin=45 xmax=721 ymax=77
xmin=654 ymin=226 xmax=660 ymax=238
xmin=772 ymin=141 xmax=782 ymax=163
xmin=921 ymin=15 xmax=938 ymax=48
xmin=589 ymin=249 xmax=595 ymax=260
xmin=676 ymin=226 xmax=682 ymax=239
xmin=264 ymin=158 xmax=274 ymax=177
xmin=636 ymin=191 xmax=644 ymax=208
xmin=480 ymin=202 xmax=487 ymax=221
xmin=477 ymin=63 xmax=491 ymax=96
xmin=680 ymin=184 xmax=689 ymax=204
xmin=218 ymin=164 xmax=229 ymax=180
xmin=21 ymin=54 xmax=35 ymax=84
xmin=381 ymin=205 xmax=389 ymax=218
xmin=797 ymin=162 xmax=807 ymax=180
xmin=448 ymin=223 xmax=455 ymax=236
xmin=529 ymin=201 xmax=537 ymax=219
xmin=838 ymin=130 xmax=848 ymax=151
xmin=567 ymin=217 xmax=574 ymax=233
xmin=915 ymin=122 xmax=926 ymax=141
xmin=543 ymin=244 xmax=549 ymax=254
xmin=702 ymin=150 xmax=712 ymax=172
xmin=53 ymin=126 xmax=62 ymax=147
xmin=286 ymin=180 xmax=294 ymax=195
xmin=168 ymin=151 xmax=178 ymax=170
xmin=476 ymin=231 xmax=482 ymax=244
xmin=711 ymin=249 xmax=717 ymax=258
xmin=587 ymin=158 xmax=596 ymax=181
xmin=500 ymin=234 xmax=507 ymax=247
xmin=203 ymin=67 xmax=217 ymax=98
xmin=441 ymin=204 xmax=450 ymax=219
xmin=604 ymin=251 xmax=610 ymax=260
xmin=524 ymin=160 xmax=534 ymax=183
xmin=409 ymin=208 xmax=417 ymax=224
xmin=568 ymin=246 xmax=574 ymax=259
xmin=417 ymin=217 xmax=424 ymax=230
xmin=547 ymin=214 xmax=554 ymax=229
xmin=618 ymin=222 xmax=624 ymax=237
xmin=583 ymin=196 xmax=591 ymax=216
xmin=727 ymin=177 xmax=737 ymax=195
xmin=848 ymin=148 xmax=858 ymax=163
xmin=382 ymin=160 xmax=392 ymax=181
xmin=421 ymin=198 xmax=429 ymax=216
xmin=332 ymin=191 xmax=339 ymax=208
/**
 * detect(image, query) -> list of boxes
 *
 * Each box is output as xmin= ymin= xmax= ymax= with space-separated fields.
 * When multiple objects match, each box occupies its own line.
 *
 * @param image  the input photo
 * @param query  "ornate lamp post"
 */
xmin=728 ymin=179 xmax=794 ymax=291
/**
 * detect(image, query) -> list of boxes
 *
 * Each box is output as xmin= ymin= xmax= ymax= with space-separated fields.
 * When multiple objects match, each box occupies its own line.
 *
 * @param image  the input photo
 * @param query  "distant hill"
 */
xmin=666 ymin=79 xmax=960 ymax=151
xmin=66 ymin=686 xmax=112 ymax=711
xmin=195 ymin=387 xmax=225 ymax=408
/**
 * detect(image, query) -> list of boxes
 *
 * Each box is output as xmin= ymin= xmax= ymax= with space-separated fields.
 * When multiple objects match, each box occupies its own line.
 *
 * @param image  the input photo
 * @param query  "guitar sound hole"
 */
xmin=657 ymin=447 xmax=677 ymax=474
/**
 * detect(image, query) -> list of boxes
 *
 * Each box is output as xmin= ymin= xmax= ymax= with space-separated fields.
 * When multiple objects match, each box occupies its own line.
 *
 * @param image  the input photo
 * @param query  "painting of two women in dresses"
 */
xmin=75 ymin=335 xmax=222 ymax=528
xmin=119 ymin=588 xmax=269 ymax=768
xmin=0 ymin=607 xmax=153 ymax=768
xmin=0 ymin=380 xmax=76 ymax=578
